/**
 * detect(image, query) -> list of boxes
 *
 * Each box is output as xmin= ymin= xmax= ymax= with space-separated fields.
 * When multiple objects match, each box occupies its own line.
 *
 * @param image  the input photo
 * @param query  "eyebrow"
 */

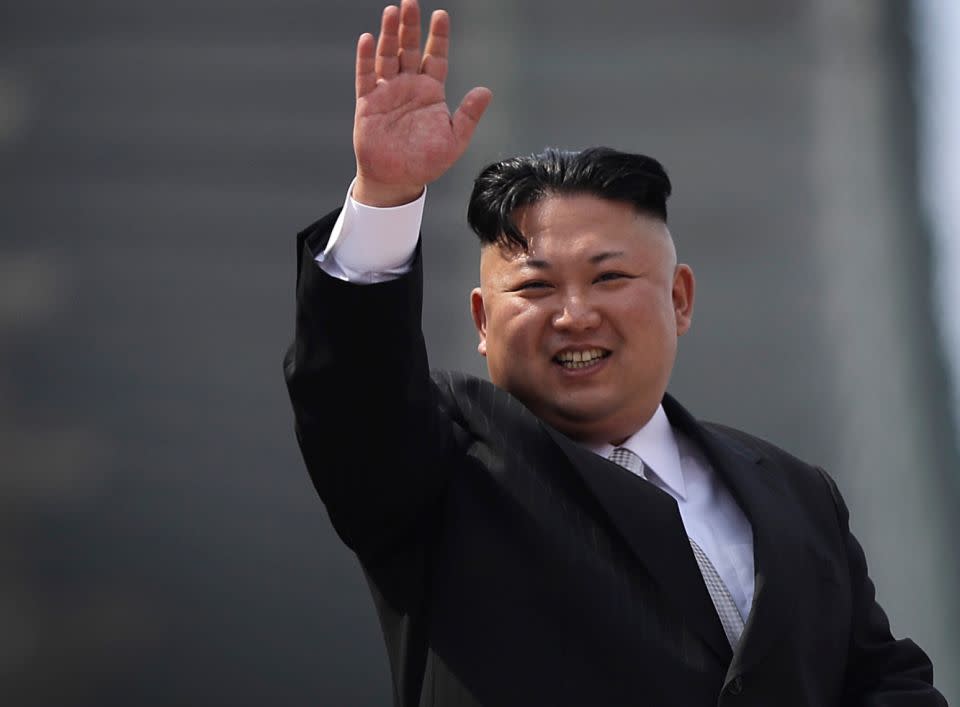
xmin=521 ymin=251 xmax=627 ymax=269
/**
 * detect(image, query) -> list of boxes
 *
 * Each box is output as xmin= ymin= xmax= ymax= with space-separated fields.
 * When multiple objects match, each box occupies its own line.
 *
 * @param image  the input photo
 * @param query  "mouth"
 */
xmin=552 ymin=347 xmax=612 ymax=370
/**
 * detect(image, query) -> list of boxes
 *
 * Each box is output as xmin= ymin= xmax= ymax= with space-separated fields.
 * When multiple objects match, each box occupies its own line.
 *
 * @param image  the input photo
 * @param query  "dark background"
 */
xmin=1 ymin=1 xmax=957 ymax=705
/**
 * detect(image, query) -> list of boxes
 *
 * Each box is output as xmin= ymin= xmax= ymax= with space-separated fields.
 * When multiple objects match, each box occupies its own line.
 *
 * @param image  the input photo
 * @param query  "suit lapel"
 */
xmin=543 ymin=424 xmax=732 ymax=663
xmin=663 ymin=396 xmax=806 ymax=677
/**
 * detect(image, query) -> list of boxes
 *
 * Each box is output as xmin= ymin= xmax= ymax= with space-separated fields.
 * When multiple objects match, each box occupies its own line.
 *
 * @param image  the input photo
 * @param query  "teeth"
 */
xmin=555 ymin=348 xmax=607 ymax=368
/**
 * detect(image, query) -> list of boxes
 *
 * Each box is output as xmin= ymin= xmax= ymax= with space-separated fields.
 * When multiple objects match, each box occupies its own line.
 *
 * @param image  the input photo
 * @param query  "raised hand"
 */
xmin=352 ymin=0 xmax=493 ymax=206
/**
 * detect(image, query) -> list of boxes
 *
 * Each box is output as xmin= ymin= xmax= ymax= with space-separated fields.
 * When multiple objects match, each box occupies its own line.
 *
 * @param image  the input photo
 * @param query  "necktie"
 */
xmin=608 ymin=446 xmax=745 ymax=648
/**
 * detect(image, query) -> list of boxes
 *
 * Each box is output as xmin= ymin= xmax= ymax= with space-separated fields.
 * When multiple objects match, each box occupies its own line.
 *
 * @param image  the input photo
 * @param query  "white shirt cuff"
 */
xmin=315 ymin=179 xmax=425 ymax=283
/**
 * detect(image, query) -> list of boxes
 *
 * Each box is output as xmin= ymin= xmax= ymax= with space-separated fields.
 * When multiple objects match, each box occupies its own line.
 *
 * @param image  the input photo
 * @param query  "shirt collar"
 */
xmin=588 ymin=405 xmax=688 ymax=500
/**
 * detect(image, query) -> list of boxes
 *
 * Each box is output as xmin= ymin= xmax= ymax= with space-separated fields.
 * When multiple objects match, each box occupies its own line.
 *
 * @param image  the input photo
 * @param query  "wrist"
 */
xmin=352 ymin=175 xmax=424 ymax=208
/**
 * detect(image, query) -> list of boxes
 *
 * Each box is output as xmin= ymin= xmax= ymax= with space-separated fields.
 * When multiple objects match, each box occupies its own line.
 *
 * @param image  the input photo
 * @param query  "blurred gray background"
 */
xmin=1 ymin=1 xmax=958 ymax=705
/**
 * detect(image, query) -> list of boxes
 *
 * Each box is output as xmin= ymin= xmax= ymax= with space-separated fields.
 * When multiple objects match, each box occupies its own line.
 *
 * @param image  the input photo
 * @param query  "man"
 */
xmin=284 ymin=1 xmax=946 ymax=705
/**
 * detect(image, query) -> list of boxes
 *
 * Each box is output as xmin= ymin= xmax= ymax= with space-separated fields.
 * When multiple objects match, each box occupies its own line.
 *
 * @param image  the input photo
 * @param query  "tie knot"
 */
xmin=608 ymin=447 xmax=646 ymax=478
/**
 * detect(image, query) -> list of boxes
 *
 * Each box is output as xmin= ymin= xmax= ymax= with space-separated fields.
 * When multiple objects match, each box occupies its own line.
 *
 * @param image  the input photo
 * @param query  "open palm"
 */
xmin=352 ymin=1 xmax=492 ymax=205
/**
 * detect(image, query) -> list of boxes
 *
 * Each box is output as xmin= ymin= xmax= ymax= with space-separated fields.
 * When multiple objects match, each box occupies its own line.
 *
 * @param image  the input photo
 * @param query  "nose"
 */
xmin=552 ymin=294 xmax=601 ymax=332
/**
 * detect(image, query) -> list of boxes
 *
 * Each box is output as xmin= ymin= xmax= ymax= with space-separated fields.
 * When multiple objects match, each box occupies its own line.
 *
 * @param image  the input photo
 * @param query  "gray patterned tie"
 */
xmin=608 ymin=446 xmax=745 ymax=648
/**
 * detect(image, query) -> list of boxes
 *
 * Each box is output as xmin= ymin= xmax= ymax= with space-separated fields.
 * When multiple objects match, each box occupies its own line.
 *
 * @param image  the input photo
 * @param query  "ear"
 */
xmin=672 ymin=264 xmax=695 ymax=336
xmin=470 ymin=287 xmax=488 ymax=356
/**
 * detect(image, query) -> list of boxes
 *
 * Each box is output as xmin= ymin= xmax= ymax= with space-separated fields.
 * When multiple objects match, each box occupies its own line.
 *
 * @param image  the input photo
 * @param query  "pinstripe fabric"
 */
xmin=609 ymin=447 xmax=744 ymax=648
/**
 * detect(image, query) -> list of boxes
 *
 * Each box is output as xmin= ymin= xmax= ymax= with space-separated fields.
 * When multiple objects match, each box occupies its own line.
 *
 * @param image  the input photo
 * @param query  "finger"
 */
xmin=421 ymin=10 xmax=449 ymax=83
xmin=398 ymin=0 xmax=421 ymax=74
xmin=452 ymin=87 xmax=493 ymax=149
xmin=356 ymin=33 xmax=377 ymax=98
xmin=375 ymin=5 xmax=401 ymax=80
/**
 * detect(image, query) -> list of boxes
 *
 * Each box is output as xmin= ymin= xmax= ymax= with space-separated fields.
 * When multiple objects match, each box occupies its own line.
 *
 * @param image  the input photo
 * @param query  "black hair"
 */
xmin=467 ymin=147 xmax=672 ymax=251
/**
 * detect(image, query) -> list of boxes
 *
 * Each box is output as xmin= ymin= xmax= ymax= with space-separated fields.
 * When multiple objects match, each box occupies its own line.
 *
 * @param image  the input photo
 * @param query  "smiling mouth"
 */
xmin=553 ymin=348 xmax=612 ymax=370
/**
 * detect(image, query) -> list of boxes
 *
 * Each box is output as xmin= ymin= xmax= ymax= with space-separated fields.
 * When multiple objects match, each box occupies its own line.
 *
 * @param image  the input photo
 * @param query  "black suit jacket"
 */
xmin=284 ymin=211 xmax=945 ymax=707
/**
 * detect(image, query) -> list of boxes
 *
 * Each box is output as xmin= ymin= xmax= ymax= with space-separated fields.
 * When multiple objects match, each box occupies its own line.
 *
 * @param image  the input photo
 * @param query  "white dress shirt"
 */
xmin=316 ymin=179 xmax=425 ymax=283
xmin=317 ymin=183 xmax=756 ymax=620
xmin=589 ymin=406 xmax=755 ymax=620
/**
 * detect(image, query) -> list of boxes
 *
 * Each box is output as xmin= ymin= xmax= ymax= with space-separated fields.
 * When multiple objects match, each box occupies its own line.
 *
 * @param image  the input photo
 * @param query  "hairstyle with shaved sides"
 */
xmin=466 ymin=147 xmax=672 ymax=251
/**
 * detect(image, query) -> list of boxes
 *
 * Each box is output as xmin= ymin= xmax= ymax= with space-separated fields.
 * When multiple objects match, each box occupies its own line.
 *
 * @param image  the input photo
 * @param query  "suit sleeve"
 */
xmin=283 ymin=210 xmax=457 ymax=563
xmin=816 ymin=468 xmax=947 ymax=706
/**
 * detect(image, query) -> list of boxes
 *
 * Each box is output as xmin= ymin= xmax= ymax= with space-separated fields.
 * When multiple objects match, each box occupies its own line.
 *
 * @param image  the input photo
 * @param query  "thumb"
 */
xmin=452 ymin=87 xmax=493 ymax=150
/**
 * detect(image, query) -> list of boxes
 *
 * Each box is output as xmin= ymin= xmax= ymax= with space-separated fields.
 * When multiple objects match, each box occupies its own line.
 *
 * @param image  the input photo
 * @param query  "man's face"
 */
xmin=470 ymin=193 xmax=695 ymax=445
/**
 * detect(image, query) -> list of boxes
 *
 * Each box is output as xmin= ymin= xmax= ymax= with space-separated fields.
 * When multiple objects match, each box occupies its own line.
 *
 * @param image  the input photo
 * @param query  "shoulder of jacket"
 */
xmin=430 ymin=369 xmax=497 ymax=401
xmin=701 ymin=420 xmax=825 ymax=478
xmin=429 ymin=369 xmax=548 ymax=442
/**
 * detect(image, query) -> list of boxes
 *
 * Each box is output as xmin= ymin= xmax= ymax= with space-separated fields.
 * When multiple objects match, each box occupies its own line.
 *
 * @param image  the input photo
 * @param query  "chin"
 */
xmin=538 ymin=403 xmax=611 ymax=437
xmin=548 ymin=392 xmax=614 ymax=421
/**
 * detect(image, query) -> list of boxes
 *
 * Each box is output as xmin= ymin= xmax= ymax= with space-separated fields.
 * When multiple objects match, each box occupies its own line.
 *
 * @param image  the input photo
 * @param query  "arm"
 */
xmin=816 ymin=469 xmax=947 ymax=706
xmin=284 ymin=0 xmax=491 ymax=562
xmin=285 ymin=214 xmax=445 ymax=562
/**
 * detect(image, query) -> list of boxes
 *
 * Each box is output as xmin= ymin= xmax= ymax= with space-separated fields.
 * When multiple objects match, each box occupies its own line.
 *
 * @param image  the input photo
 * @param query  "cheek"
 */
xmin=494 ymin=300 xmax=545 ymax=336
xmin=485 ymin=301 xmax=550 ymax=365
xmin=631 ymin=284 xmax=674 ymax=320
xmin=610 ymin=292 xmax=677 ymax=343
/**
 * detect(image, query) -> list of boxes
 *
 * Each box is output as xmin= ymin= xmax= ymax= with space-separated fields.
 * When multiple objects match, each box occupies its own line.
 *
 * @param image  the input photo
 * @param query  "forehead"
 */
xmin=494 ymin=194 xmax=669 ymax=264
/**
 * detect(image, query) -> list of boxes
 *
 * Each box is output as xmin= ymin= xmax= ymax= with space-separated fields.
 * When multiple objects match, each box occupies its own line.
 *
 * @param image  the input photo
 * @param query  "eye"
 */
xmin=514 ymin=280 xmax=552 ymax=291
xmin=594 ymin=272 xmax=632 ymax=284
